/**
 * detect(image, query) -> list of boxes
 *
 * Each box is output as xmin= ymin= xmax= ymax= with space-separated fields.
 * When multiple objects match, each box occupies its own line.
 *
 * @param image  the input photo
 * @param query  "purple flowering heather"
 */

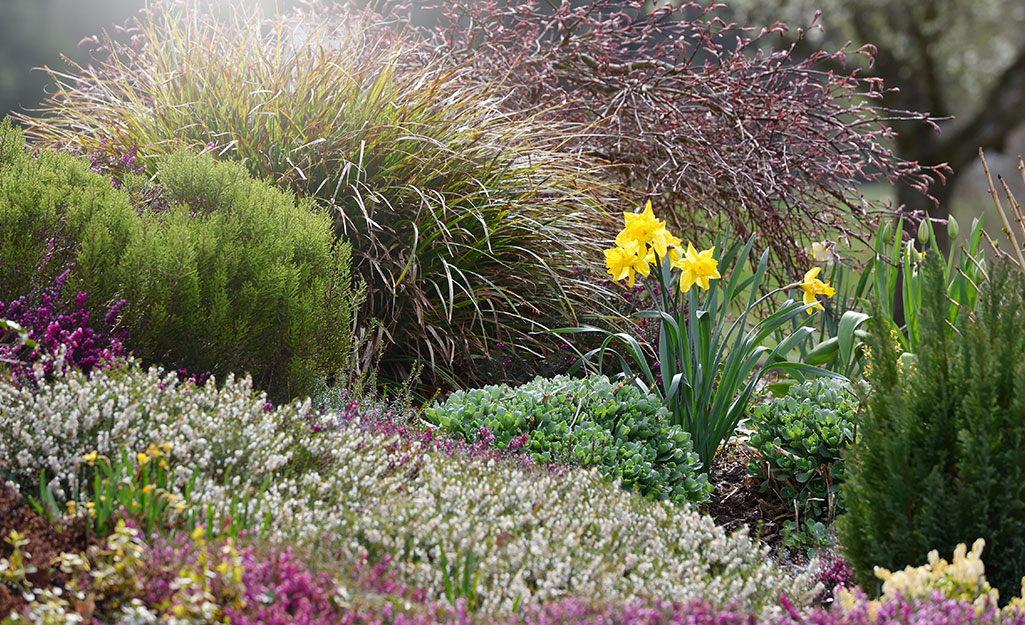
xmin=32 ymin=521 xmax=1025 ymax=625
xmin=174 ymin=367 xmax=212 ymax=386
xmin=227 ymin=547 xmax=351 ymax=625
xmin=0 ymin=274 xmax=125 ymax=378
xmin=317 ymin=400 xmax=541 ymax=472
xmin=780 ymin=590 xmax=1025 ymax=625
xmin=816 ymin=553 xmax=855 ymax=602
xmin=80 ymin=143 xmax=147 ymax=183
xmin=386 ymin=598 xmax=762 ymax=625
xmin=139 ymin=536 xmax=427 ymax=625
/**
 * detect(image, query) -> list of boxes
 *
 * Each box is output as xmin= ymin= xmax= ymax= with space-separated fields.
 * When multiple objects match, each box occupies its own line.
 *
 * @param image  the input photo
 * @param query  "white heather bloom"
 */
xmin=0 ymin=360 xmax=818 ymax=616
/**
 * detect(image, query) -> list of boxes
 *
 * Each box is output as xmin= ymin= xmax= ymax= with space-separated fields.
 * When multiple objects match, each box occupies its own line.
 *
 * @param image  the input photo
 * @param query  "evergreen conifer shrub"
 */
xmin=0 ymin=120 xmax=361 ymax=400
xmin=838 ymin=255 xmax=1025 ymax=599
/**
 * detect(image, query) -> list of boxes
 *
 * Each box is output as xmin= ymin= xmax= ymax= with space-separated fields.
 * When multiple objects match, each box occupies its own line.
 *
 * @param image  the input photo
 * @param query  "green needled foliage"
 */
xmin=839 ymin=255 xmax=1025 ymax=600
xmin=0 ymin=120 xmax=360 ymax=401
xmin=16 ymin=2 xmax=624 ymax=385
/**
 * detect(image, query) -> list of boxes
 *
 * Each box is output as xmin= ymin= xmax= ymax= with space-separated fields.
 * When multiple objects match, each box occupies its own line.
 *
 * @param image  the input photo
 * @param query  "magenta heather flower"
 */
xmin=81 ymin=142 xmax=147 ymax=186
xmin=315 ymin=400 xmax=538 ymax=472
xmin=175 ymin=368 xmax=212 ymax=386
xmin=0 ymin=277 xmax=125 ymax=379
xmin=816 ymin=553 xmax=854 ymax=602
xmin=59 ymin=524 xmax=1025 ymax=625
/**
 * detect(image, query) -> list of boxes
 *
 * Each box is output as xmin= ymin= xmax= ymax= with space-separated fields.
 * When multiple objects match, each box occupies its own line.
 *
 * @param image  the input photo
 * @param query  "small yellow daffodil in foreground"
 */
xmin=137 ymin=452 xmax=150 ymax=466
xmin=673 ymin=243 xmax=721 ymax=293
xmin=81 ymin=451 xmax=99 ymax=465
xmin=800 ymin=267 xmax=836 ymax=313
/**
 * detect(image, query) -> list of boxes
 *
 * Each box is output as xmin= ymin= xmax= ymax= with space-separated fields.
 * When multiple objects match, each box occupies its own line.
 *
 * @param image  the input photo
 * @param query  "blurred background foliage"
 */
xmin=0 ymin=0 xmax=303 ymax=119
xmin=723 ymin=0 xmax=1025 ymax=255
xmin=5 ymin=0 xmax=1025 ymax=303
xmin=4 ymin=0 xmax=1025 ymax=253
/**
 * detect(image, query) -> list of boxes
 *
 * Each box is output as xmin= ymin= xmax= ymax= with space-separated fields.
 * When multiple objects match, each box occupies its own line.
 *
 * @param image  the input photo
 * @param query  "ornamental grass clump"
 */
xmin=564 ymin=202 xmax=839 ymax=473
xmin=16 ymin=2 xmax=623 ymax=383
xmin=426 ymin=374 xmax=711 ymax=505
xmin=0 ymin=359 xmax=817 ymax=615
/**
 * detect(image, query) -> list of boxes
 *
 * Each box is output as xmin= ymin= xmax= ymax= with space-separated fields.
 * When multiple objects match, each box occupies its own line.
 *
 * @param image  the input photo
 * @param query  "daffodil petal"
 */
xmin=680 ymin=271 xmax=696 ymax=293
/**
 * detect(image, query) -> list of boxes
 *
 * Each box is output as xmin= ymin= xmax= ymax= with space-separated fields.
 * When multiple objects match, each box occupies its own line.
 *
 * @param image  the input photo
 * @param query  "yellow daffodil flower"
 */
xmin=621 ymin=201 xmax=674 ymax=258
xmin=137 ymin=452 xmax=150 ymax=465
xmin=141 ymin=484 xmax=155 ymax=495
xmin=645 ymin=230 xmax=684 ymax=265
xmin=81 ymin=451 xmax=99 ymax=465
xmin=663 ymin=231 xmax=684 ymax=262
xmin=800 ymin=267 xmax=836 ymax=313
xmin=605 ymin=240 xmax=651 ymax=287
xmin=673 ymin=244 xmax=721 ymax=293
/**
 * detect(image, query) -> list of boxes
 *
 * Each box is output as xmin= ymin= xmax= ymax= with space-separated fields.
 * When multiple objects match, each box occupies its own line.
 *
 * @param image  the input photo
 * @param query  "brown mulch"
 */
xmin=699 ymin=442 xmax=787 ymax=551
xmin=0 ymin=484 xmax=88 ymax=617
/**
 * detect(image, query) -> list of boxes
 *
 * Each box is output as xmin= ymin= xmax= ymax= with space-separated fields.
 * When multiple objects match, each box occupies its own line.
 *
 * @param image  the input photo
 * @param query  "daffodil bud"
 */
xmin=947 ymin=215 xmax=959 ymax=240
xmin=917 ymin=218 xmax=932 ymax=245
xmin=881 ymin=221 xmax=895 ymax=242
